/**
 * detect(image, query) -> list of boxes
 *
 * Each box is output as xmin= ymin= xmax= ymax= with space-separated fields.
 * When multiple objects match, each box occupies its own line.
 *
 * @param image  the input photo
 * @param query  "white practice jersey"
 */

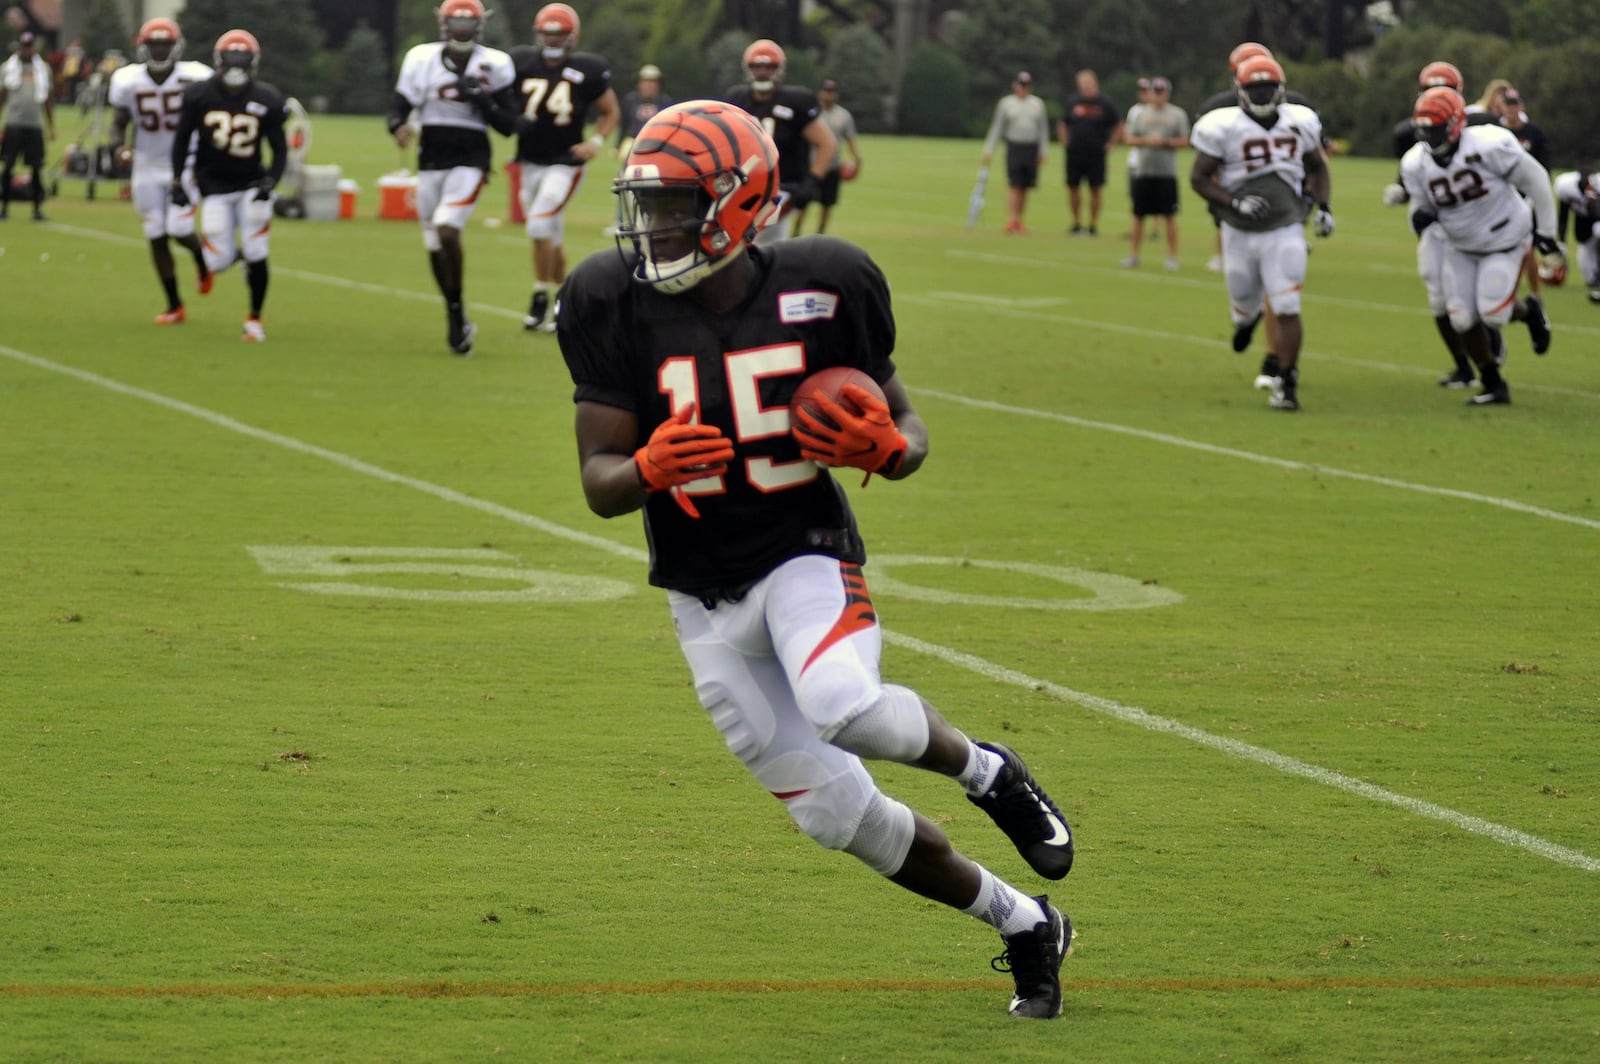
xmin=1400 ymin=125 xmax=1549 ymax=254
xmin=108 ymin=61 xmax=212 ymax=171
xmin=1190 ymin=102 xmax=1322 ymax=198
xmin=394 ymin=41 xmax=515 ymax=132
xmin=1553 ymin=170 xmax=1593 ymax=216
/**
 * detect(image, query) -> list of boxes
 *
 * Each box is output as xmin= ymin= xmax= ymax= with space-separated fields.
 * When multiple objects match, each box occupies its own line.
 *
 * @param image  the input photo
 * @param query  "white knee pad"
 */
xmin=777 ymin=751 xmax=875 ymax=851
xmin=842 ymin=791 xmax=915 ymax=876
xmin=827 ymin=684 xmax=930 ymax=763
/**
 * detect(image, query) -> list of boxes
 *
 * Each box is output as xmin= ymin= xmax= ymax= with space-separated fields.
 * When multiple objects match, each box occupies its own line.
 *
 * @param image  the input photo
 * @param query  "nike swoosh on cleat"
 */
xmin=1041 ymin=811 xmax=1071 ymax=847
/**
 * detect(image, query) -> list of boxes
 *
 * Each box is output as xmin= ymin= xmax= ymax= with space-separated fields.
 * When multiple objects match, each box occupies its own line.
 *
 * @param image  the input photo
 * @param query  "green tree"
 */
xmin=949 ymin=0 xmax=1059 ymax=119
xmin=176 ymin=0 xmax=326 ymax=98
xmin=81 ymin=0 xmax=129 ymax=59
xmin=824 ymin=23 xmax=890 ymax=132
xmin=334 ymin=21 xmax=389 ymax=114
xmin=896 ymin=41 xmax=970 ymax=137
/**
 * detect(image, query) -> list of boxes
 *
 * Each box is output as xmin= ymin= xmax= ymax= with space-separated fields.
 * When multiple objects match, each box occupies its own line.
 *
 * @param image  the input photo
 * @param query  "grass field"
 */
xmin=3 ymin=113 xmax=1598 ymax=1062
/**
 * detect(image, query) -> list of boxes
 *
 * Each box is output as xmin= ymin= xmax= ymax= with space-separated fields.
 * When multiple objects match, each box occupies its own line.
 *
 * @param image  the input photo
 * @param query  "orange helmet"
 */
xmin=614 ymin=100 xmax=780 ymax=293
xmin=1235 ymin=55 xmax=1285 ymax=118
xmin=534 ymin=3 xmax=580 ymax=58
xmin=136 ymin=17 xmax=182 ymax=73
xmin=1228 ymin=42 xmax=1272 ymax=76
xmin=439 ymin=0 xmax=486 ymax=55
xmin=1418 ymin=61 xmax=1463 ymax=93
xmin=743 ymin=39 xmax=786 ymax=91
xmin=1413 ymin=86 xmax=1466 ymax=157
xmin=214 ymin=29 xmax=260 ymax=88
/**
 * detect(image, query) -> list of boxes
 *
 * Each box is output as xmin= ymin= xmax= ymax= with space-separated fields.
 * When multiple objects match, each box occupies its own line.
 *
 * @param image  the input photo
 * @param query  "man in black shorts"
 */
xmin=1058 ymin=69 xmax=1120 ymax=235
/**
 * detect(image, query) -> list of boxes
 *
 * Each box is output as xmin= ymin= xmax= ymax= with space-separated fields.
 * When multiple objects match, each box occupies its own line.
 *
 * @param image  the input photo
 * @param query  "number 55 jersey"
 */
xmin=107 ymin=59 xmax=213 ymax=179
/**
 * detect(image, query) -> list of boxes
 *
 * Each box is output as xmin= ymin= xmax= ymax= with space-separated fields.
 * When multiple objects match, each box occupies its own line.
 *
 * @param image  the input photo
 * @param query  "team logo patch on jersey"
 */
xmin=564 ymin=66 xmax=585 ymax=83
xmin=779 ymin=290 xmax=839 ymax=323
xmin=772 ymin=104 xmax=795 ymax=120
xmin=246 ymin=100 xmax=268 ymax=116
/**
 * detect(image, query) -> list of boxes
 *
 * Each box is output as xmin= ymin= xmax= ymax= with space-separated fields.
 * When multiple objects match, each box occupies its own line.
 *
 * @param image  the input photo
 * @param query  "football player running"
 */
xmin=1383 ymin=62 xmax=1508 ymax=389
xmin=107 ymin=18 xmax=214 ymax=325
xmin=1189 ymin=55 xmax=1332 ymax=412
xmin=169 ymin=30 xmax=288 ymax=343
xmin=556 ymin=101 xmax=1075 ymax=1020
xmin=1400 ymin=87 xmax=1559 ymax=405
xmin=387 ymin=0 xmax=516 ymax=356
xmin=491 ymin=3 xmax=619 ymax=334
xmin=1552 ymin=167 xmax=1600 ymax=304
xmin=721 ymin=39 xmax=835 ymax=243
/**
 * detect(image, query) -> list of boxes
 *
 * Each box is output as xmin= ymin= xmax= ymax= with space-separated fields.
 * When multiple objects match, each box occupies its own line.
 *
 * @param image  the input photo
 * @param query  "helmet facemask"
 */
xmin=615 ymin=166 xmax=770 ymax=294
xmin=218 ymin=49 xmax=255 ymax=89
xmin=443 ymin=15 xmax=481 ymax=57
xmin=142 ymin=37 xmax=179 ymax=74
xmin=1238 ymin=79 xmax=1283 ymax=119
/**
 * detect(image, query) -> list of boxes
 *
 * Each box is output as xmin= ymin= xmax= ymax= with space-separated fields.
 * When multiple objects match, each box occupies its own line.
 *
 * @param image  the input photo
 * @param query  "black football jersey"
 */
xmin=722 ymin=85 xmax=821 ymax=186
xmin=558 ymin=237 xmax=898 ymax=598
xmin=171 ymin=77 xmax=289 ymax=196
xmin=507 ymin=48 xmax=612 ymax=165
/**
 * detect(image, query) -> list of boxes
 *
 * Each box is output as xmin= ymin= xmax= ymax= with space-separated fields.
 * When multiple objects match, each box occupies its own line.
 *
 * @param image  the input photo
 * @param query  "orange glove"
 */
xmin=635 ymin=403 xmax=735 ymax=518
xmin=791 ymin=382 xmax=907 ymax=486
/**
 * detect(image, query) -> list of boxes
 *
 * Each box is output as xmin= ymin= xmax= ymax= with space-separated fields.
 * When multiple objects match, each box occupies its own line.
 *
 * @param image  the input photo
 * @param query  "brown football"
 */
xmin=789 ymin=366 xmax=884 ymax=428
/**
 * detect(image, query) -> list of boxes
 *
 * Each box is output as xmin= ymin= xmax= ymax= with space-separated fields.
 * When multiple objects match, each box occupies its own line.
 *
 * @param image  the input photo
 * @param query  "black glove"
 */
xmin=1410 ymin=208 xmax=1437 ymax=235
xmin=789 ymin=174 xmax=821 ymax=209
xmin=1231 ymin=194 xmax=1269 ymax=221
xmin=456 ymin=76 xmax=487 ymax=108
xmin=169 ymin=182 xmax=190 ymax=208
xmin=1533 ymin=233 xmax=1560 ymax=257
xmin=252 ymin=176 xmax=275 ymax=202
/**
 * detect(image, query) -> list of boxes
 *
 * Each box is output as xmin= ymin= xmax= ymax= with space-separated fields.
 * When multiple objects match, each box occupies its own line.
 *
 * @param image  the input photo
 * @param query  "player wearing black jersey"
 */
xmin=558 ymin=100 xmax=1076 ymax=1021
xmin=493 ymin=3 xmax=618 ymax=333
xmin=722 ymin=39 xmax=834 ymax=243
xmin=387 ymin=0 xmax=516 ymax=356
xmin=169 ymin=30 xmax=288 ymax=343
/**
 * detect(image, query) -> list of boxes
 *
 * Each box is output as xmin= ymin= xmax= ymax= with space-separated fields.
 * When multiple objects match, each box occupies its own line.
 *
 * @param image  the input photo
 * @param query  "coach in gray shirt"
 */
xmin=980 ymin=71 xmax=1050 ymax=234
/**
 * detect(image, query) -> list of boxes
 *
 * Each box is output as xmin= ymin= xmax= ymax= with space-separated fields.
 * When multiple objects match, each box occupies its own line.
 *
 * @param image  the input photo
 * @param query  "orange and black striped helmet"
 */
xmin=1235 ymin=54 xmax=1286 ymax=118
xmin=614 ymin=100 xmax=780 ymax=293
xmin=1417 ymin=61 xmax=1463 ymax=93
xmin=1228 ymin=42 xmax=1272 ymax=76
xmin=1413 ymin=86 xmax=1466 ymax=156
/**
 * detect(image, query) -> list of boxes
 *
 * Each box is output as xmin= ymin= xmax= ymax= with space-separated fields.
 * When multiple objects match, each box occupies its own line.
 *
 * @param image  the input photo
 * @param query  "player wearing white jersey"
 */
xmin=1189 ymin=55 xmax=1331 ymax=412
xmin=107 ymin=18 xmax=213 ymax=324
xmin=1552 ymin=169 xmax=1600 ymax=301
xmin=387 ymin=0 xmax=517 ymax=356
xmin=1400 ymin=87 xmax=1558 ymax=405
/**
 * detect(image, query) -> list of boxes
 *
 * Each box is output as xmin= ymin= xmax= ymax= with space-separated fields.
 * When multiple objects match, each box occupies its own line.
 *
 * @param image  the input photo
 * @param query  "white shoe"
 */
xmin=1118 ymin=255 xmax=1139 ymax=268
xmin=535 ymin=318 xmax=557 ymax=333
xmin=241 ymin=318 xmax=265 ymax=343
xmin=1164 ymin=256 xmax=1179 ymax=271
xmin=1205 ymin=254 xmax=1224 ymax=273
xmin=1253 ymin=372 xmax=1278 ymax=391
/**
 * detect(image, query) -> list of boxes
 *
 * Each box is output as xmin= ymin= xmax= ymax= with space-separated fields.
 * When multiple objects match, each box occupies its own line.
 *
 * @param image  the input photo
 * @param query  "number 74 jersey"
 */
xmin=1399 ymin=125 xmax=1538 ymax=253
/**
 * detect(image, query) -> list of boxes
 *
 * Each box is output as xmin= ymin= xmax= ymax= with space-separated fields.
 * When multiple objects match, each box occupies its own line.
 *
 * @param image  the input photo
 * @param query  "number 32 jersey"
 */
xmin=1399 ymin=125 xmax=1535 ymax=254
xmin=558 ymin=237 xmax=897 ymax=597
xmin=171 ymin=77 xmax=290 ymax=196
xmin=107 ymin=60 xmax=212 ymax=174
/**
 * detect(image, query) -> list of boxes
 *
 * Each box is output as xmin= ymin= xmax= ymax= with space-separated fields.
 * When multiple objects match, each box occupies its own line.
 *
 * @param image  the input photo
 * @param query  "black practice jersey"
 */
xmin=171 ymin=77 xmax=289 ymax=195
xmin=722 ymin=84 xmax=821 ymax=186
xmin=508 ymin=48 xmax=612 ymax=165
xmin=558 ymin=237 xmax=898 ymax=597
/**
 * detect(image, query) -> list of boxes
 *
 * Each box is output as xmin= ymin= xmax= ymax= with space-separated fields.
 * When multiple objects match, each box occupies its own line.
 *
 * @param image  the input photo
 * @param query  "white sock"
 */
xmin=963 ymin=867 xmax=1047 ymax=936
xmin=958 ymin=741 xmax=1005 ymax=797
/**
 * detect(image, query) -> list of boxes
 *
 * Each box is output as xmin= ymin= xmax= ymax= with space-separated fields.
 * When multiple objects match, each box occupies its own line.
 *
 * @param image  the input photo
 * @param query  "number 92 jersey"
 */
xmin=558 ymin=236 xmax=897 ymax=597
xmin=173 ymin=76 xmax=289 ymax=196
xmin=508 ymin=47 xmax=612 ymax=166
xmin=1400 ymin=125 xmax=1535 ymax=254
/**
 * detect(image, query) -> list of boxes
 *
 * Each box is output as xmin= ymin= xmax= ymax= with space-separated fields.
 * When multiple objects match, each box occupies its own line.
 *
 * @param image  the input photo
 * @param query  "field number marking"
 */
xmin=866 ymin=555 xmax=1182 ymax=611
xmin=246 ymin=545 xmax=634 ymax=603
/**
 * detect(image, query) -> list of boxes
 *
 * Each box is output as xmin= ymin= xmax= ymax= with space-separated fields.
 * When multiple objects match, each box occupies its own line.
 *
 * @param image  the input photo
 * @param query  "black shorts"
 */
xmin=1 ymin=126 xmax=45 ymax=169
xmin=818 ymin=169 xmax=842 ymax=208
xmin=1065 ymin=150 xmax=1106 ymax=188
xmin=1005 ymin=142 xmax=1038 ymax=190
xmin=1131 ymin=176 xmax=1180 ymax=217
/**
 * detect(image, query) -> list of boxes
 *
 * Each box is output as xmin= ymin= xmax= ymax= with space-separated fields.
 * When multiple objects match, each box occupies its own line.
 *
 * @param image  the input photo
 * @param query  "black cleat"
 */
xmin=450 ymin=320 xmax=477 ymax=357
xmin=1232 ymin=314 xmax=1262 ymax=353
xmin=1467 ymin=383 xmax=1510 ymax=405
xmin=968 ymin=742 xmax=1073 ymax=880
xmin=1438 ymin=368 xmax=1475 ymax=388
xmin=1588 ymin=289 xmax=1600 ymax=305
xmin=1524 ymin=295 xmax=1550 ymax=355
xmin=993 ymin=896 xmax=1070 ymax=1019
xmin=524 ymin=289 xmax=550 ymax=332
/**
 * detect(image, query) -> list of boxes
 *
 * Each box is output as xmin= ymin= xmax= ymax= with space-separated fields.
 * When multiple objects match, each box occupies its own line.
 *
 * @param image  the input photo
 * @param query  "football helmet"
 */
xmin=214 ymin=29 xmax=260 ymax=90
xmin=534 ymin=3 xmax=580 ymax=63
xmin=613 ymin=100 xmax=780 ymax=294
xmin=1413 ymin=86 xmax=1466 ymax=159
xmin=1417 ymin=61 xmax=1463 ymax=93
xmin=1228 ymin=42 xmax=1272 ymax=76
xmin=743 ymin=39 xmax=786 ymax=93
xmin=439 ymin=0 xmax=487 ymax=57
xmin=136 ymin=18 xmax=183 ymax=74
xmin=1235 ymin=55 xmax=1285 ymax=119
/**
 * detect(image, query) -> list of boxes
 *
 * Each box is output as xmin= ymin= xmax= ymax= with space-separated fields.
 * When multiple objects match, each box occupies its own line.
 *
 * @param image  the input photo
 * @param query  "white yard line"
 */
xmin=4 ymin=341 xmax=1595 ymax=874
